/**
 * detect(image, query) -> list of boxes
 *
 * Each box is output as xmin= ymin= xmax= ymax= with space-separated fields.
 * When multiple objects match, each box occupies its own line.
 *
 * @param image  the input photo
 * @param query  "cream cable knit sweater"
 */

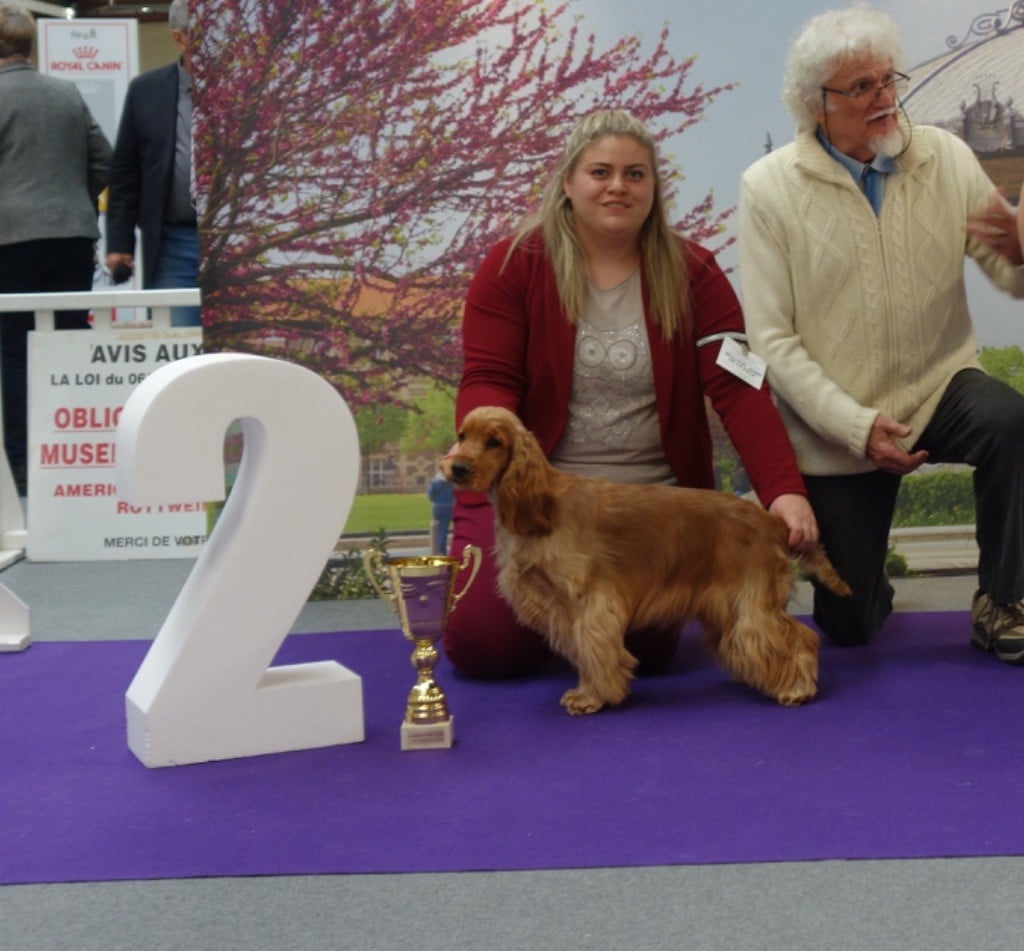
xmin=739 ymin=122 xmax=1024 ymax=476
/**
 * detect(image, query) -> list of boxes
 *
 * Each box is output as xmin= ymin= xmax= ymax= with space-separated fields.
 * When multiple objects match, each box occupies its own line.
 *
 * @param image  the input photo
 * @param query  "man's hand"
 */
xmin=105 ymin=252 xmax=135 ymax=284
xmin=1018 ymin=181 xmax=1024 ymax=253
xmin=768 ymin=492 xmax=820 ymax=553
xmin=967 ymin=191 xmax=1023 ymax=265
xmin=866 ymin=414 xmax=929 ymax=474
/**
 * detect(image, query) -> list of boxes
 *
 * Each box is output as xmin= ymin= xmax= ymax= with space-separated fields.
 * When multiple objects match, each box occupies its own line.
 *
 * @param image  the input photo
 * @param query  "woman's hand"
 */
xmin=768 ymin=493 xmax=820 ymax=553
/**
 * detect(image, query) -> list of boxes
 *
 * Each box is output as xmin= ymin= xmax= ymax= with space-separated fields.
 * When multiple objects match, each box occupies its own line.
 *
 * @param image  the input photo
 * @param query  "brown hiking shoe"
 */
xmin=971 ymin=590 xmax=1024 ymax=665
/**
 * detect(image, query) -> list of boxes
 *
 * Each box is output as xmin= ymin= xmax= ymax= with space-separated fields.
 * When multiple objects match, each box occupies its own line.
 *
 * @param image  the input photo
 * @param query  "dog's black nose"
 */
xmin=450 ymin=461 xmax=470 ymax=481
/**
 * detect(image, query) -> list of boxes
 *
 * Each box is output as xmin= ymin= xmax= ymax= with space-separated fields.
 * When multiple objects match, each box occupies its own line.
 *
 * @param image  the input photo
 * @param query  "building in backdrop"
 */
xmin=903 ymin=1 xmax=1024 ymax=199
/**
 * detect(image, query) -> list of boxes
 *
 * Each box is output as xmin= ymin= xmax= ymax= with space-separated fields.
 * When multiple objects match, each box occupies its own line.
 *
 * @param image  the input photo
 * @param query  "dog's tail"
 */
xmin=796 ymin=547 xmax=852 ymax=597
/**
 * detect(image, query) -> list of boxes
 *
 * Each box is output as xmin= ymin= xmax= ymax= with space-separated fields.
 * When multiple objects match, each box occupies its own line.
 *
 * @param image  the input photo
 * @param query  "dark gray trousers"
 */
xmin=804 ymin=369 xmax=1024 ymax=646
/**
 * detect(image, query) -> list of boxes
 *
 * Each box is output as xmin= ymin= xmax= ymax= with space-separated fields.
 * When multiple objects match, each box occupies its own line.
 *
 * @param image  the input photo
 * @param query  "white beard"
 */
xmin=869 ymin=124 xmax=905 ymax=158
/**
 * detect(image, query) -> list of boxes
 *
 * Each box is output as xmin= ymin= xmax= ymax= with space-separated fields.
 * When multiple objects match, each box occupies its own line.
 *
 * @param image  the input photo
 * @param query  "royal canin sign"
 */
xmin=48 ymin=43 xmax=122 ymax=72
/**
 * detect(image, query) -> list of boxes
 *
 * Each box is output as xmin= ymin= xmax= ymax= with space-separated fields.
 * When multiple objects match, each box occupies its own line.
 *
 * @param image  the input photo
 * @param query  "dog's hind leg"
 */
xmin=702 ymin=575 xmax=819 ymax=706
xmin=558 ymin=597 xmax=636 ymax=715
xmin=768 ymin=616 xmax=820 ymax=706
xmin=716 ymin=609 xmax=819 ymax=706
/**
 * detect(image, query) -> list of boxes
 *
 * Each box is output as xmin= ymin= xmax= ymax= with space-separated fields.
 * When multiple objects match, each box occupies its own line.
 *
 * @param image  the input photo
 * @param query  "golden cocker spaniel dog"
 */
xmin=442 ymin=406 xmax=850 ymax=715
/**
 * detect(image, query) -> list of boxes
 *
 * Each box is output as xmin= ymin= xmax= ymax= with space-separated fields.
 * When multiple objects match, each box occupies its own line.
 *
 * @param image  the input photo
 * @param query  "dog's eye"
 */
xmin=485 ymin=437 xmax=502 ymax=449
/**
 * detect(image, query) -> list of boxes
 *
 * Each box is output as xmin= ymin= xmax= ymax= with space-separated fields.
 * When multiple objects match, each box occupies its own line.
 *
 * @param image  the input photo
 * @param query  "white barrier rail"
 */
xmin=0 ymin=288 xmax=202 ymax=331
xmin=0 ymin=288 xmax=201 ymax=650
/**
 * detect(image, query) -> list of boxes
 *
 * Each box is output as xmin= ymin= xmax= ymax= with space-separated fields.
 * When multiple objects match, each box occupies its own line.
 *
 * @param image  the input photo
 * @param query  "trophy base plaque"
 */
xmin=401 ymin=716 xmax=455 ymax=751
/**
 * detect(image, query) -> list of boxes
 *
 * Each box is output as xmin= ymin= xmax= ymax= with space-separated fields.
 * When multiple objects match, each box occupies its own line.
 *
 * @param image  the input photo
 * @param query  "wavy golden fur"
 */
xmin=442 ymin=407 xmax=851 ymax=715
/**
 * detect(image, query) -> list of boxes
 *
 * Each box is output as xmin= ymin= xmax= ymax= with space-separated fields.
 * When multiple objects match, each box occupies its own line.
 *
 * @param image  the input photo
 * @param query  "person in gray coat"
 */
xmin=0 ymin=2 xmax=111 ymax=491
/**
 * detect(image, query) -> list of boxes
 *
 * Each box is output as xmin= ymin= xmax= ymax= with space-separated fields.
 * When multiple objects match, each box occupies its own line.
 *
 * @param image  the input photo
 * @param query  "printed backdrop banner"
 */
xmin=192 ymin=0 xmax=1023 ymax=526
xmin=27 ymin=328 xmax=206 ymax=562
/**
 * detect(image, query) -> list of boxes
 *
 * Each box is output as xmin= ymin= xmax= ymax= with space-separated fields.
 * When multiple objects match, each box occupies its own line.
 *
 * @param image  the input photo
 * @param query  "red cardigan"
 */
xmin=456 ymin=234 xmax=806 ymax=507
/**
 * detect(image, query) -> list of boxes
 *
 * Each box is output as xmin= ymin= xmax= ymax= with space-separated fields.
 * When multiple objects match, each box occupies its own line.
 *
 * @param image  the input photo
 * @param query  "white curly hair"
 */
xmin=782 ymin=3 xmax=907 ymax=131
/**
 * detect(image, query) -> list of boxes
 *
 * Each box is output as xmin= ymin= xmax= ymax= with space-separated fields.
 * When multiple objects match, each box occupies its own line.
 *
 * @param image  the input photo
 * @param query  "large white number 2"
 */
xmin=116 ymin=353 xmax=364 ymax=767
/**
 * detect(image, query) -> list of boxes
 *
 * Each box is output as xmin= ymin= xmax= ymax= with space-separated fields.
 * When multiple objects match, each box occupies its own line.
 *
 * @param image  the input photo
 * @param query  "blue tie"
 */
xmin=861 ymin=165 xmax=884 ymax=215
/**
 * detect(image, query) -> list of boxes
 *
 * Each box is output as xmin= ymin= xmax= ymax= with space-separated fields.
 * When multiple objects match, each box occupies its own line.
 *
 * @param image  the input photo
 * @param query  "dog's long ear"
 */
xmin=494 ymin=416 xmax=556 ymax=536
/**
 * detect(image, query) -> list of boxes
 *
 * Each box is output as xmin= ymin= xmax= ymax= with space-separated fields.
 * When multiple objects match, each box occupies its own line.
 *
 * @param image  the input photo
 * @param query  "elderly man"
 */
xmin=739 ymin=5 xmax=1024 ymax=663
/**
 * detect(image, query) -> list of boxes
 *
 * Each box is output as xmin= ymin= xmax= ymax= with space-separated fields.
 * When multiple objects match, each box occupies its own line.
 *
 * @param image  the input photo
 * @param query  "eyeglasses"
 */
xmin=820 ymin=72 xmax=910 ymax=101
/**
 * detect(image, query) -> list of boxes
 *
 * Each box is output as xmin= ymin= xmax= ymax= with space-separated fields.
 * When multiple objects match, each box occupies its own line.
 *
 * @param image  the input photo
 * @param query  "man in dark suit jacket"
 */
xmin=0 ymin=2 xmax=111 ymax=490
xmin=105 ymin=0 xmax=199 ymax=326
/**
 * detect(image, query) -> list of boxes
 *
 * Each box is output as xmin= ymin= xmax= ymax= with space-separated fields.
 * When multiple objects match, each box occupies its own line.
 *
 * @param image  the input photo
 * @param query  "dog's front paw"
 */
xmin=560 ymin=688 xmax=605 ymax=715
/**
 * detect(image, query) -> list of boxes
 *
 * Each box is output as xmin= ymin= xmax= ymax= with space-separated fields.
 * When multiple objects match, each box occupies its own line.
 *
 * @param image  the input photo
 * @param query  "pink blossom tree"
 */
xmin=194 ymin=0 xmax=734 ymax=406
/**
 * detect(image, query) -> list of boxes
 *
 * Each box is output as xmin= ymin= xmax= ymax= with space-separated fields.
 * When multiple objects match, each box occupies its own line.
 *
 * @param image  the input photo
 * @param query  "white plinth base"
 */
xmin=0 ymin=582 xmax=30 ymax=651
xmin=401 ymin=715 xmax=454 ymax=750
xmin=0 ymin=631 xmax=31 ymax=652
xmin=127 ymin=663 xmax=364 ymax=767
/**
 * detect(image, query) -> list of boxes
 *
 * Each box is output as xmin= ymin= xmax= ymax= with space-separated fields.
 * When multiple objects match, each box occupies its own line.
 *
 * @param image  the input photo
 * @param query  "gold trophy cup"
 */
xmin=364 ymin=546 xmax=481 ymax=750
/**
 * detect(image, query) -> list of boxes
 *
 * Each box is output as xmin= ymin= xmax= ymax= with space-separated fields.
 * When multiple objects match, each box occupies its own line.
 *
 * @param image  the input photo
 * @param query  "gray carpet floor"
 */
xmin=1 ymin=558 xmax=1019 ymax=951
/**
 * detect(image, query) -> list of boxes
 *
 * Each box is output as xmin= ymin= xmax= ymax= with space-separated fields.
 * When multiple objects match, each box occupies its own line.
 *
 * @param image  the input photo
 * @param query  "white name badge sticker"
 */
xmin=716 ymin=336 xmax=767 ymax=389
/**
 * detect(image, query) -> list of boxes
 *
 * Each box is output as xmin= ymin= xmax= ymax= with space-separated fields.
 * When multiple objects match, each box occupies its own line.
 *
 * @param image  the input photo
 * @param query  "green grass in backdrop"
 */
xmin=343 ymin=493 xmax=432 ymax=535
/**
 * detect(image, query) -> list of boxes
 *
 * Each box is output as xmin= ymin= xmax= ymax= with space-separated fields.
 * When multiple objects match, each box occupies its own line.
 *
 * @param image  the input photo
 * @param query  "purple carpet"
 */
xmin=2 ymin=612 xmax=1022 ymax=884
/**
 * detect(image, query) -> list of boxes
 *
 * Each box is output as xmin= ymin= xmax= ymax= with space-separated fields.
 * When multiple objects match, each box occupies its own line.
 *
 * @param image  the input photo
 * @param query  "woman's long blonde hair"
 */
xmin=507 ymin=109 xmax=691 ymax=340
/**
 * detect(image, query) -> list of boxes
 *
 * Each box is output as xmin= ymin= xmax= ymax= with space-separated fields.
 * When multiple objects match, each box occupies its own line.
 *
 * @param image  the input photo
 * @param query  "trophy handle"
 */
xmin=450 ymin=544 xmax=482 ymax=611
xmin=362 ymin=549 xmax=395 ymax=609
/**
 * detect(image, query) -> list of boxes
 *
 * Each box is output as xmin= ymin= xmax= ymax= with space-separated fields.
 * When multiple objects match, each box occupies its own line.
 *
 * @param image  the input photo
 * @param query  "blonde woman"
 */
xmin=445 ymin=109 xmax=816 ymax=678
